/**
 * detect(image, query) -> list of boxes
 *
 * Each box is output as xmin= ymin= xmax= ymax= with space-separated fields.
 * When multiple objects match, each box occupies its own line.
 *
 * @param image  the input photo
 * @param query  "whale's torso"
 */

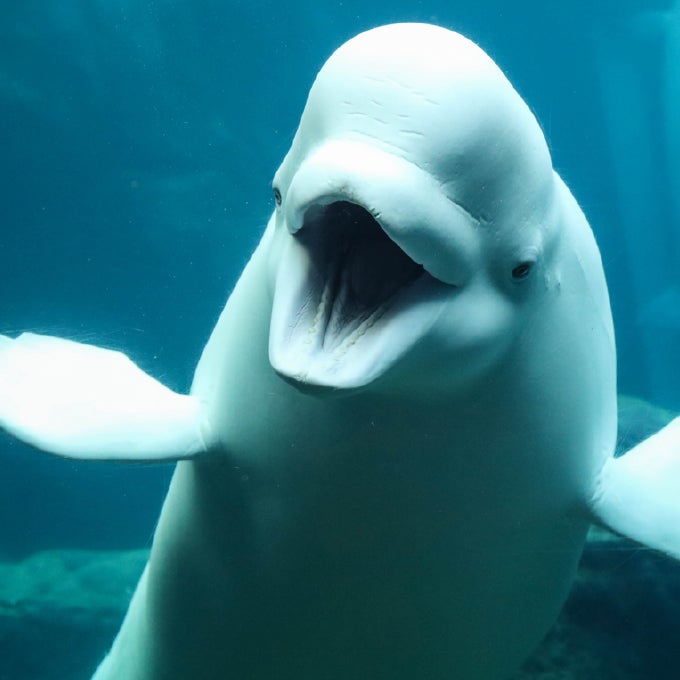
xmin=97 ymin=177 xmax=616 ymax=679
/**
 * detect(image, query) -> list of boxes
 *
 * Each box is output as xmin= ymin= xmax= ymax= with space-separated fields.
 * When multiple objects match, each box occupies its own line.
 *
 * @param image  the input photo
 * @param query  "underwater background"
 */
xmin=0 ymin=0 xmax=679 ymax=678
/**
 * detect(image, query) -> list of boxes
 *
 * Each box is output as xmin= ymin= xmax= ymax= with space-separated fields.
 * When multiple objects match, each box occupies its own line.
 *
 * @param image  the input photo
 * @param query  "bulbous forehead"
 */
xmin=283 ymin=23 xmax=554 ymax=227
xmin=318 ymin=22 xmax=502 ymax=103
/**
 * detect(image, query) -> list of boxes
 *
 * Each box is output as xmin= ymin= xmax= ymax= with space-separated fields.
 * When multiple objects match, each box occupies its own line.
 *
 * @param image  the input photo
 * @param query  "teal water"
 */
xmin=0 ymin=1 xmax=679 ymax=678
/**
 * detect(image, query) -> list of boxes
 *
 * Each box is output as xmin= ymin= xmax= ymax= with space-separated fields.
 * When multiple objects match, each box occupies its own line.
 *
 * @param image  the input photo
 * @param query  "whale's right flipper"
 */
xmin=590 ymin=416 xmax=680 ymax=559
xmin=0 ymin=333 xmax=211 ymax=462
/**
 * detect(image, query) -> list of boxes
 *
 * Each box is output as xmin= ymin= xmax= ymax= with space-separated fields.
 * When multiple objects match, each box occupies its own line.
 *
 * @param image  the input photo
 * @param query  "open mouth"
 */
xmin=269 ymin=199 xmax=450 ymax=390
xmin=296 ymin=201 xmax=426 ymax=351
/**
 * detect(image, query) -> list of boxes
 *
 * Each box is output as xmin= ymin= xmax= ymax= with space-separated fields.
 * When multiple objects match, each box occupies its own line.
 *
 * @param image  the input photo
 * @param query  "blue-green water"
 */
xmin=1 ymin=1 xmax=679 ymax=678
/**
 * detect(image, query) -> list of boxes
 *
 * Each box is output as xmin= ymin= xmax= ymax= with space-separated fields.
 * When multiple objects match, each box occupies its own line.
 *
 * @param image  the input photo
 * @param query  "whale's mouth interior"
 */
xmin=296 ymin=201 xmax=426 ymax=350
xmin=270 ymin=198 xmax=450 ymax=389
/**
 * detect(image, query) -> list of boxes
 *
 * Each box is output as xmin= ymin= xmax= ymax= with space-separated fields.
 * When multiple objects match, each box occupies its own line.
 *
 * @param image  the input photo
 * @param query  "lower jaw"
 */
xmin=274 ymin=371 xmax=363 ymax=397
xmin=270 ymin=286 xmax=449 ymax=392
xmin=270 ymin=327 xmax=388 ymax=392
xmin=271 ymin=285 xmax=401 ymax=389
xmin=269 ymin=231 xmax=453 ymax=391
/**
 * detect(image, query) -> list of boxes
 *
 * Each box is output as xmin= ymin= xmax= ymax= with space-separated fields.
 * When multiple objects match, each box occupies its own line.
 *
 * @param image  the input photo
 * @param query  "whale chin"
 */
xmin=273 ymin=370 xmax=363 ymax=398
xmin=268 ymin=200 xmax=452 ymax=391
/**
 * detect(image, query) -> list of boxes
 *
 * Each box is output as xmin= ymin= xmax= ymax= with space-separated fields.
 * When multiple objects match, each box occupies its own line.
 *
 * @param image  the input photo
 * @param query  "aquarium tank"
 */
xmin=0 ymin=1 xmax=679 ymax=679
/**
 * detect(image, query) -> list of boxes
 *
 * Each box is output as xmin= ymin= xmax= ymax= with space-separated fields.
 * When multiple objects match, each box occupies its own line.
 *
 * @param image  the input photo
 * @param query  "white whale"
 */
xmin=1 ymin=23 xmax=680 ymax=680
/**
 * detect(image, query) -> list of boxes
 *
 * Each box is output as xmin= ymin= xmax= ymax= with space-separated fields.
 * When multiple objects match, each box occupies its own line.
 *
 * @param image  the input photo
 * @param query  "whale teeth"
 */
xmin=297 ymin=201 xmax=424 ymax=350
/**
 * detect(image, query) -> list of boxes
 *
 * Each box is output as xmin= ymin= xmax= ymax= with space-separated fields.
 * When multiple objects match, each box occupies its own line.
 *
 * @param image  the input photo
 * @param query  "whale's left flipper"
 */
xmin=0 ymin=333 xmax=210 ymax=461
xmin=591 ymin=417 xmax=680 ymax=559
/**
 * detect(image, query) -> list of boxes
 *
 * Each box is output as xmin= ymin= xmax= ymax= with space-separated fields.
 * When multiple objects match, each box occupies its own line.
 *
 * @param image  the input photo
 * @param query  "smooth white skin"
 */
xmin=92 ymin=24 xmax=617 ymax=680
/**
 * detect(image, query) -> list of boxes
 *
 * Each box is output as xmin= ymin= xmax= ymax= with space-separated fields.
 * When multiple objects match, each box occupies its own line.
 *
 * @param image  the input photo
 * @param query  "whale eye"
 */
xmin=511 ymin=261 xmax=534 ymax=281
xmin=273 ymin=187 xmax=282 ymax=207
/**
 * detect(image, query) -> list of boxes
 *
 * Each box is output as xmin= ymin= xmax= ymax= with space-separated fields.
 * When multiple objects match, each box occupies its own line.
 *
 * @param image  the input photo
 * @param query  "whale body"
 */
xmin=1 ymin=23 xmax=680 ymax=680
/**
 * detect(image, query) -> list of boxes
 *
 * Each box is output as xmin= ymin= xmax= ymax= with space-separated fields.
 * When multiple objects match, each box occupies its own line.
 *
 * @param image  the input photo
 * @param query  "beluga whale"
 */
xmin=1 ymin=22 xmax=680 ymax=680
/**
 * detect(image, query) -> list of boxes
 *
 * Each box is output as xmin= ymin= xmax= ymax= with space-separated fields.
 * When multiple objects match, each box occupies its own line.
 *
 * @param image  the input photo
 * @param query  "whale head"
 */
xmin=267 ymin=23 xmax=557 ymax=394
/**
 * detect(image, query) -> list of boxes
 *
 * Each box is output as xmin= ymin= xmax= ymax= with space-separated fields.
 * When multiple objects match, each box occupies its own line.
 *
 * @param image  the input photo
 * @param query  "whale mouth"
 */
xmin=269 ymin=200 xmax=450 ymax=390
xmin=297 ymin=202 xmax=426 ymax=350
